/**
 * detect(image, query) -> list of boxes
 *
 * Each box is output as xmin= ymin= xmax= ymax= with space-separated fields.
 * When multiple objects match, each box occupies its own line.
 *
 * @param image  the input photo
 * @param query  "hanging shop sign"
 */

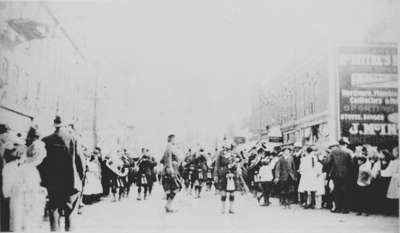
xmin=233 ymin=136 xmax=246 ymax=145
xmin=338 ymin=44 xmax=398 ymax=148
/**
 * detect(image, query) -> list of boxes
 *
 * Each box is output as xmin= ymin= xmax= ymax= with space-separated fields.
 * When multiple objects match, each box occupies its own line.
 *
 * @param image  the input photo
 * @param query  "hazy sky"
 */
xmin=49 ymin=0 xmax=396 ymax=154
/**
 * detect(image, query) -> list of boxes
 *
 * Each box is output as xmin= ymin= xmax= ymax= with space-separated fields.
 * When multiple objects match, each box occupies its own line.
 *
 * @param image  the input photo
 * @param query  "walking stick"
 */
xmin=76 ymin=166 xmax=89 ymax=214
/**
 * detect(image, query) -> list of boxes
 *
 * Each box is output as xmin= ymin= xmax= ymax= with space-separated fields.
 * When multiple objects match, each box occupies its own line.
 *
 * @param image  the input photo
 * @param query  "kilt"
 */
xmin=137 ymin=173 xmax=152 ymax=186
xmin=110 ymin=177 xmax=125 ymax=188
xmin=192 ymin=169 xmax=206 ymax=183
xmin=217 ymin=174 xmax=239 ymax=192
xmin=162 ymin=175 xmax=181 ymax=192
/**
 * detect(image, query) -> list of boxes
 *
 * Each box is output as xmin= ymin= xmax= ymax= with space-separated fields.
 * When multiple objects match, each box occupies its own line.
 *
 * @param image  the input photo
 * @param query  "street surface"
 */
xmin=74 ymin=184 xmax=398 ymax=233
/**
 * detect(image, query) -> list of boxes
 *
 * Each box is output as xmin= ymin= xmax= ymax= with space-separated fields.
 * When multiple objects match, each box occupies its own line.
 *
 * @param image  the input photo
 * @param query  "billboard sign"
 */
xmin=338 ymin=44 xmax=398 ymax=148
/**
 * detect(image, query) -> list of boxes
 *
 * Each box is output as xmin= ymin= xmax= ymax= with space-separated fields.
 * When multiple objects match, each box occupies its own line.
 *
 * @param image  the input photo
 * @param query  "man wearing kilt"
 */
xmin=136 ymin=150 xmax=157 ymax=200
xmin=192 ymin=149 xmax=208 ymax=198
xmin=110 ymin=171 xmax=125 ymax=202
xmin=206 ymin=158 xmax=215 ymax=192
xmin=182 ymin=153 xmax=195 ymax=195
xmin=160 ymin=134 xmax=182 ymax=213
xmin=214 ymin=145 xmax=239 ymax=214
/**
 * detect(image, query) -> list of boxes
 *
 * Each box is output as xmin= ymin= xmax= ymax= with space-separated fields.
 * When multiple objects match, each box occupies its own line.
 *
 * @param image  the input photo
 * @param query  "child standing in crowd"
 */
xmin=274 ymin=147 xmax=297 ymax=209
xmin=298 ymin=146 xmax=322 ymax=209
xmin=354 ymin=147 xmax=380 ymax=216
xmin=315 ymin=149 xmax=327 ymax=209
xmin=355 ymin=152 xmax=372 ymax=216
xmin=258 ymin=152 xmax=276 ymax=206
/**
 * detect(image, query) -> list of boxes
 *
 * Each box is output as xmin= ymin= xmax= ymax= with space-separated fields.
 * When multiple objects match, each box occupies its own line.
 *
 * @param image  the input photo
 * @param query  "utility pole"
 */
xmin=93 ymin=62 xmax=99 ymax=147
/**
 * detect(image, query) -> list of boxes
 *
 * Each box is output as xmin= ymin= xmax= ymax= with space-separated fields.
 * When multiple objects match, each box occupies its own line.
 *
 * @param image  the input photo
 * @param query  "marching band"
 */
xmin=67 ymin=133 xmax=399 ymax=218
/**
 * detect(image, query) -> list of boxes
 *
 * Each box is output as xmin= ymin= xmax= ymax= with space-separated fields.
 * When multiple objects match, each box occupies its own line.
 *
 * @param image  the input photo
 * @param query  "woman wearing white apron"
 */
xmin=83 ymin=155 xmax=103 ymax=202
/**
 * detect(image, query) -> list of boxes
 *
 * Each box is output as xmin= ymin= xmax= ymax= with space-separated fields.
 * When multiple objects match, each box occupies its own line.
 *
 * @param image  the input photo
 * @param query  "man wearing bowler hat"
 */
xmin=41 ymin=116 xmax=84 ymax=231
xmin=327 ymin=138 xmax=353 ymax=214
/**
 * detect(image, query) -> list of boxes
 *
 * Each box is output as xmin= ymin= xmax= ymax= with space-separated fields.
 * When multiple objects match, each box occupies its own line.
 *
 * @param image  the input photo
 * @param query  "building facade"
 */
xmin=0 ymin=2 xmax=96 ymax=146
xmin=253 ymin=0 xmax=400 ymax=148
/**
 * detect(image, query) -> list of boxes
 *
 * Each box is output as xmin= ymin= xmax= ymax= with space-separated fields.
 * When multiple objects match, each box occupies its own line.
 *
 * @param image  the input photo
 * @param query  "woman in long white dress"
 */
xmin=83 ymin=155 xmax=103 ymax=200
xmin=3 ymin=128 xmax=47 ymax=231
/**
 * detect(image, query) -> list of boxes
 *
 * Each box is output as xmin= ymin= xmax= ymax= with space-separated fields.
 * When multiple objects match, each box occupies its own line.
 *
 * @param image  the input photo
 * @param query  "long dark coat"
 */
xmin=40 ymin=129 xmax=84 ymax=196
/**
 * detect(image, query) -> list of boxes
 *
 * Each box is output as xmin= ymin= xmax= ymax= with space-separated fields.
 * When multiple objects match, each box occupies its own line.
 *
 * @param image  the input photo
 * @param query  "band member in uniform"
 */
xmin=192 ymin=149 xmax=208 ymax=198
xmin=160 ymin=134 xmax=182 ymax=213
xmin=206 ymin=154 xmax=215 ymax=192
xmin=214 ymin=145 xmax=239 ymax=214
xmin=106 ymin=151 xmax=129 ymax=202
xmin=250 ymin=148 xmax=264 ymax=203
xmin=182 ymin=149 xmax=195 ymax=195
xmin=136 ymin=149 xmax=157 ymax=200
xmin=247 ymin=149 xmax=262 ymax=196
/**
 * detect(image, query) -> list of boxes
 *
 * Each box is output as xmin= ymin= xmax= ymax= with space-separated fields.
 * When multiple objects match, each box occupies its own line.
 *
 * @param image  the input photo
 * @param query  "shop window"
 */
xmin=311 ymin=125 xmax=320 ymax=143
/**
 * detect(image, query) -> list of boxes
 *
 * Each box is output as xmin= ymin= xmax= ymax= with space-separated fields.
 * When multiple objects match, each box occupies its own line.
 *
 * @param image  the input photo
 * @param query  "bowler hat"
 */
xmin=53 ymin=115 xmax=64 ymax=127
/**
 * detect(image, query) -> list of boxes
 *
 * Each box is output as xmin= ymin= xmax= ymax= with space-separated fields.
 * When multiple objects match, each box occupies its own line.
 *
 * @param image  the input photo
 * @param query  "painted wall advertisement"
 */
xmin=338 ymin=44 xmax=398 ymax=148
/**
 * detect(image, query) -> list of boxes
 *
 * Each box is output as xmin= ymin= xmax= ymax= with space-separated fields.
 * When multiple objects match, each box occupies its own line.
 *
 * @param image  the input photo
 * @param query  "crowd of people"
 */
xmin=0 ymin=116 xmax=159 ymax=231
xmin=245 ymin=139 xmax=399 ymax=216
xmin=0 ymin=116 xmax=398 ymax=231
xmin=176 ymin=138 xmax=399 ymax=216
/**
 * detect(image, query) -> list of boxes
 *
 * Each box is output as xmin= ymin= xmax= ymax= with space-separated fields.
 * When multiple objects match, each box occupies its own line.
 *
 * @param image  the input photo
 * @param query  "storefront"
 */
xmin=281 ymin=111 xmax=330 ymax=146
xmin=337 ymin=43 xmax=398 ymax=149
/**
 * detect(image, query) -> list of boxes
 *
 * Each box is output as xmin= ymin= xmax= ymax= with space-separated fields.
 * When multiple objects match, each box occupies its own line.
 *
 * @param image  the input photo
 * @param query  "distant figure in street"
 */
xmin=327 ymin=139 xmax=354 ymax=214
xmin=41 ymin=116 xmax=84 ymax=231
xmin=160 ymin=134 xmax=181 ymax=213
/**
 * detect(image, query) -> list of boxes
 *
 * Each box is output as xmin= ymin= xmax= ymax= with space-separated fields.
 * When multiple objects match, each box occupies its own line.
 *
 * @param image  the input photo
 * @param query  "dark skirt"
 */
xmin=162 ymin=175 xmax=182 ymax=192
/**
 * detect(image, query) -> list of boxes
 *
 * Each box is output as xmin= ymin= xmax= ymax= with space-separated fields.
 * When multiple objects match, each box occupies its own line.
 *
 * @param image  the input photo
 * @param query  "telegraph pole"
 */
xmin=93 ymin=62 xmax=99 ymax=147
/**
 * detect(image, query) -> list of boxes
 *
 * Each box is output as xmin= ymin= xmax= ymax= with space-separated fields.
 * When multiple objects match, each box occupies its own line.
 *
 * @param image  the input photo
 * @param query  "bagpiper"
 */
xmin=192 ymin=148 xmax=208 ymax=198
xmin=160 ymin=134 xmax=182 ymax=213
xmin=205 ymin=153 xmax=215 ymax=192
xmin=182 ymin=150 xmax=195 ymax=195
xmin=214 ymin=144 xmax=240 ymax=214
xmin=136 ymin=148 xmax=157 ymax=200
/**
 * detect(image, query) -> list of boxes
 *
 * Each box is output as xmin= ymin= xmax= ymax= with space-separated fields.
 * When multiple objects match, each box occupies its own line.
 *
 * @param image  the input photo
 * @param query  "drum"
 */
xmin=106 ymin=157 xmax=129 ymax=177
